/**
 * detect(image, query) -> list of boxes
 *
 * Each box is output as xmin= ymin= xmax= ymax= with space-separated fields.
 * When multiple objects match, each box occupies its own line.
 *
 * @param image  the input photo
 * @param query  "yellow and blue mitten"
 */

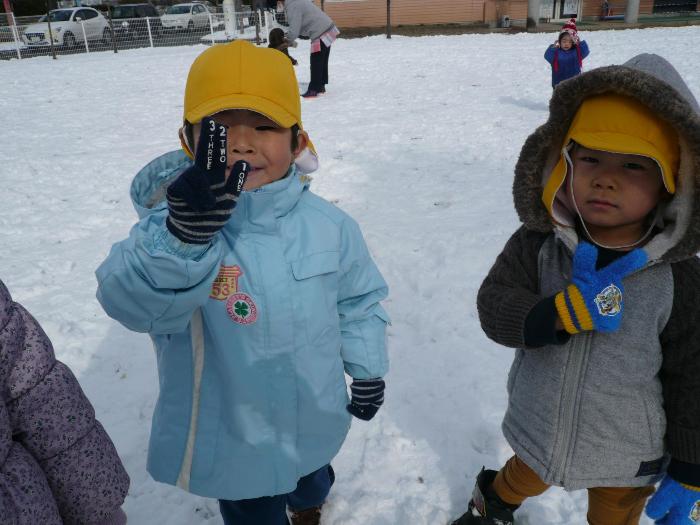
xmin=554 ymin=242 xmax=647 ymax=334
xmin=646 ymin=475 xmax=700 ymax=524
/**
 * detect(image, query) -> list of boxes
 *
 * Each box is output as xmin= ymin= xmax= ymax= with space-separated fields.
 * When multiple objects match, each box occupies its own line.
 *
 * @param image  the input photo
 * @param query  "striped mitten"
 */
xmin=554 ymin=241 xmax=647 ymax=334
xmin=346 ymin=378 xmax=385 ymax=421
xmin=166 ymin=117 xmax=249 ymax=244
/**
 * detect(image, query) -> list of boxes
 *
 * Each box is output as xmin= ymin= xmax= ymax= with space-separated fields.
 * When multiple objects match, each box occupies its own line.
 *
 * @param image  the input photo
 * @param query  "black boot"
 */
xmin=451 ymin=468 xmax=519 ymax=525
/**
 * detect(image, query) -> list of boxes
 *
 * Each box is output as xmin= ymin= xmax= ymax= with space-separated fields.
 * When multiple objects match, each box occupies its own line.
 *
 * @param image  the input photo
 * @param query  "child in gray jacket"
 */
xmin=452 ymin=54 xmax=700 ymax=525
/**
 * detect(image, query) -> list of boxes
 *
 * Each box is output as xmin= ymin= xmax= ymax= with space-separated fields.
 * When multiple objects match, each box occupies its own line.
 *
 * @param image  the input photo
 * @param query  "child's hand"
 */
xmin=166 ymin=117 xmax=249 ymax=244
xmin=554 ymin=242 xmax=647 ymax=334
xmin=346 ymin=378 xmax=385 ymax=421
xmin=645 ymin=475 xmax=700 ymax=524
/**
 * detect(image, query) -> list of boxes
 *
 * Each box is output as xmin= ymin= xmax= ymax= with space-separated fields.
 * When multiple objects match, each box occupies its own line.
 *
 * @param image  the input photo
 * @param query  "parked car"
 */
xmin=110 ymin=3 xmax=163 ymax=40
xmin=160 ymin=2 xmax=212 ymax=31
xmin=22 ymin=8 xmax=112 ymax=47
xmin=192 ymin=0 xmax=218 ymax=12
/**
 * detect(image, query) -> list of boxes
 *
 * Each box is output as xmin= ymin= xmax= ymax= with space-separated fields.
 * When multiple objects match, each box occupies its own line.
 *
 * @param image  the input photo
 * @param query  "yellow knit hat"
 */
xmin=543 ymin=93 xmax=679 ymax=217
xmin=181 ymin=40 xmax=317 ymax=172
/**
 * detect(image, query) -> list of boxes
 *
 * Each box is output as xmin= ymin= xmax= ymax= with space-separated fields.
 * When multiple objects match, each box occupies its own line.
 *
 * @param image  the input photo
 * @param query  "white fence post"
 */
xmin=146 ymin=16 xmax=154 ymax=48
xmin=207 ymin=12 xmax=215 ymax=42
xmin=81 ymin=20 xmax=89 ymax=53
xmin=223 ymin=0 xmax=235 ymax=36
xmin=10 ymin=12 xmax=21 ymax=59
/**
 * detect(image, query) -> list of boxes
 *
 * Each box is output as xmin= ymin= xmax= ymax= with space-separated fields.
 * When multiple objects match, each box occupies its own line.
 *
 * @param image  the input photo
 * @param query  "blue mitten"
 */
xmin=554 ymin=241 xmax=647 ymax=334
xmin=346 ymin=378 xmax=385 ymax=421
xmin=646 ymin=475 xmax=700 ymax=524
xmin=166 ymin=117 xmax=249 ymax=244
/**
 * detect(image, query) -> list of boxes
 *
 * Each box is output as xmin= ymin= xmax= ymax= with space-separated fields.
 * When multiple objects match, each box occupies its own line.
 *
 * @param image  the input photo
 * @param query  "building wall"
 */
xmin=315 ymin=0 xmax=686 ymax=29
xmin=582 ymin=0 xmax=654 ymax=17
xmin=313 ymin=0 xmax=492 ymax=28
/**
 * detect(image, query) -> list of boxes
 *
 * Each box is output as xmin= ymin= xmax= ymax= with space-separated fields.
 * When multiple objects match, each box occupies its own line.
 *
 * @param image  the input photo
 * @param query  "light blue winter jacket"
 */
xmin=95 ymin=150 xmax=390 ymax=500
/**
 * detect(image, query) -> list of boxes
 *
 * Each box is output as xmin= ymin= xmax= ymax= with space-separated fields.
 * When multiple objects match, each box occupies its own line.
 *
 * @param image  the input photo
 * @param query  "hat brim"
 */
xmin=185 ymin=93 xmax=298 ymax=128
xmin=180 ymin=97 xmax=319 ymax=174
xmin=572 ymin=130 xmax=675 ymax=193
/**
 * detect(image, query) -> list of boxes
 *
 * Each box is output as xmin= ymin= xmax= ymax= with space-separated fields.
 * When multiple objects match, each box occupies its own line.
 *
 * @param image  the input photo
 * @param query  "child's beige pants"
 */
xmin=491 ymin=455 xmax=655 ymax=525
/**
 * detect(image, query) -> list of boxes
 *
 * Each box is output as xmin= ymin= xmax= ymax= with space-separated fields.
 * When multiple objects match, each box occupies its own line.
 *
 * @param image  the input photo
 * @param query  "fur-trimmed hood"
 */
xmin=514 ymin=53 xmax=700 ymax=263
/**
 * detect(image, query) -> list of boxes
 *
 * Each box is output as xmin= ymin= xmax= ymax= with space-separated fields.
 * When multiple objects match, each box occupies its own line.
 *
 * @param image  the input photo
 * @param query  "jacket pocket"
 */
xmin=643 ymin=395 xmax=666 ymax=451
xmin=507 ymin=349 xmax=524 ymax=396
xmin=291 ymin=252 xmax=340 ymax=345
xmin=291 ymin=252 xmax=339 ymax=280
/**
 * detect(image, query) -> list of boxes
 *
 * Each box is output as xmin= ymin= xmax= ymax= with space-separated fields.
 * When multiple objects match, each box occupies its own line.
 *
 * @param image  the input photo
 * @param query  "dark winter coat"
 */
xmin=544 ymin=41 xmax=590 ymax=87
xmin=478 ymin=54 xmax=700 ymax=488
xmin=0 ymin=280 xmax=130 ymax=524
xmin=268 ymin=27 xmax=298 ymax=65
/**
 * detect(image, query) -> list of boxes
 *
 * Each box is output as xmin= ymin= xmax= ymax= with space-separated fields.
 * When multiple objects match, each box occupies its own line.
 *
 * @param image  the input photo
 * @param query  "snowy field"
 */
xmin=2 ymin=25 xmax=699 ymax=525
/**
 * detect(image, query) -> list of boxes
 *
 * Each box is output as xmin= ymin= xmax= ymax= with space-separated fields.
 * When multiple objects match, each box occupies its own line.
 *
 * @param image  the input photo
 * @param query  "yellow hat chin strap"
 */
xmin=179 ymin=126 xmax=194 ymax=159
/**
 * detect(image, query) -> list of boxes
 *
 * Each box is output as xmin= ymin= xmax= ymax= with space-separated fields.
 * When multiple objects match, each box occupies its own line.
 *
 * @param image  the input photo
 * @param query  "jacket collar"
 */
xmin=131 ymin=150 xmax=308 ymax=233
xmin=227 ymin=166 xmax=307 ymax=233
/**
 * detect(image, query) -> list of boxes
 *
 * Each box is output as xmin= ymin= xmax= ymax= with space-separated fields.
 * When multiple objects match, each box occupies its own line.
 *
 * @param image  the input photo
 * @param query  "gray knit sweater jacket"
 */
xmin=477 ymin=54 xmax=700 ymax=489
xmin=283 ymin=0 xmax=335 ymax=44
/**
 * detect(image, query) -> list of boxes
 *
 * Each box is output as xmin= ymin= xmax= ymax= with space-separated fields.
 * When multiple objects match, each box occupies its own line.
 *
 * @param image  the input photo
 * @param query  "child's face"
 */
xmin=191 ymin=110 xmax=306 ymax=191
xmin=568 ymin=145 xmax=666 ymax=246
xmin=560 ymin=34 xmax=573 ymax=50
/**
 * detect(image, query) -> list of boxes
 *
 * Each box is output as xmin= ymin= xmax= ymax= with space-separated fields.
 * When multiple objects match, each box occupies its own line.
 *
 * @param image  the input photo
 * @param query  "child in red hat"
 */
xmin=544 ymin=18 xmax=590 ymax=87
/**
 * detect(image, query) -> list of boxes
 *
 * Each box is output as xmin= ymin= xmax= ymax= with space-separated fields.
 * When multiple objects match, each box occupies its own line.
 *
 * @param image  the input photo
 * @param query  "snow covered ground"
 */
xmin=2 ymin=25 xmax=699 ymax=525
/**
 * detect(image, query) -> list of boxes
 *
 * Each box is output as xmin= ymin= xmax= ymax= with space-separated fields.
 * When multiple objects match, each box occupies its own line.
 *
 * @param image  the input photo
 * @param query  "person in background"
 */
xmin=451 ymin=53 xmax=700 ymax=525
xmin=0 ymin=279 xmax=129 ymax=524
xmin=278 ymin=0 xmax=339 ymax=98
xmin=544 ymin=17 xmax=590 ymax=88
xmin=269 ymin=26 xmax=298 ymax=65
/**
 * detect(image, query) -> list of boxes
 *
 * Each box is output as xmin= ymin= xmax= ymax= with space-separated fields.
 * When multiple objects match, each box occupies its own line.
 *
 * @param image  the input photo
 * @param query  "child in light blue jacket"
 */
xmin=95 ymin=40 xmax=389 ymax=525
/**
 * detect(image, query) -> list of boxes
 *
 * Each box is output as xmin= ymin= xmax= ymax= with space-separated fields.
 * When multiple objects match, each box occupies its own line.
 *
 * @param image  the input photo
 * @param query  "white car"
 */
xmin=160 ymin=3 xmax=212 ymax=31
xmin=22 ymin=7 xmax=111 ymax=47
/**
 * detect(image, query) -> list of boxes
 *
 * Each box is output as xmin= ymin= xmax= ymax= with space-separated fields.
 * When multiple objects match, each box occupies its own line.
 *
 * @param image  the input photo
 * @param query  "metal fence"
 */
xmin=0 ymin=8 xmax=286 ymax=60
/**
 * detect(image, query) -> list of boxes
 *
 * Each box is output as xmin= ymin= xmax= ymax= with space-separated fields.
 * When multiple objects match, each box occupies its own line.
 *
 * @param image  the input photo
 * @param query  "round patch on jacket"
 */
xmin=691 ymin=500 xmax=700 ymax=522
xmin=226 ymin=293 xmax=258 ymax=324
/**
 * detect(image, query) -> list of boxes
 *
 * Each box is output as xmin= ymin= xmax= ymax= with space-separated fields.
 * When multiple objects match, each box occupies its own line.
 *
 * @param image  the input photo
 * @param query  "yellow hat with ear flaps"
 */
xmin=542 ymin=93 xmax=680 ymax=217
xmin=180 ymin=40 xmax=318 ymax=173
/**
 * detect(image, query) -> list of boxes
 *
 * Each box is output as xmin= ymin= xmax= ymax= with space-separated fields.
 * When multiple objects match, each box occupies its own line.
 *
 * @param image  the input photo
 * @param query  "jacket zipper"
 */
xmin=550 ymin=331 xmax=590 ymax=484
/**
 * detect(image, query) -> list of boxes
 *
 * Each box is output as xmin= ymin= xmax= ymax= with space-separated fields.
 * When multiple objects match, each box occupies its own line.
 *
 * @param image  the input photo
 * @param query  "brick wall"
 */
xmin=314 ymin=0 xmax=664 ymax=29
xmin=314 ymin=0 xmax=490 ymax=28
